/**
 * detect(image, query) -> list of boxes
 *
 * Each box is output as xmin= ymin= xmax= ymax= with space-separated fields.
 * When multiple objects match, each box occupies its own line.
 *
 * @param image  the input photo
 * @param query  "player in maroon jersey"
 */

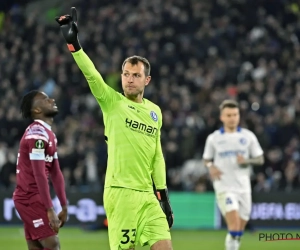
xmin=13 ymin=90 xmax=67 ymax=250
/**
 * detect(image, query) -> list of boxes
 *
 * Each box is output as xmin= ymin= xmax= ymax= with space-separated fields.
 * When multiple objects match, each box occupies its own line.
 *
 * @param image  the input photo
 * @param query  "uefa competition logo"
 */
xmin=150 ymin=111 xmax=158 ymax=122
xmin=35 ymin=139 xmax=44 ymax=149
xmin=239 ymin=138 xmax=247 ymax=145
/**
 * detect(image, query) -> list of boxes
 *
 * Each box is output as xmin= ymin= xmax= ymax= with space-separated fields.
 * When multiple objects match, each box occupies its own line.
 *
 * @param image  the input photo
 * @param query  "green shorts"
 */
xmin=103 ymin=187 xmax=171 ymax=250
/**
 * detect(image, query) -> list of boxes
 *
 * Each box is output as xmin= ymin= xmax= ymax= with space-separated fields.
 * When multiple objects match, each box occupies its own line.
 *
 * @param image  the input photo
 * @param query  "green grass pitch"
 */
xmin=0 ymin=227 xmax=299 ymax=249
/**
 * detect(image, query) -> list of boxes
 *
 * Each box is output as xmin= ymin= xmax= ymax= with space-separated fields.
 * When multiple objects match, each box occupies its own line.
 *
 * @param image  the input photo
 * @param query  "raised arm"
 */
xmin=56 ymin=7 xmax=121 ymax=111
xmin=71 ymin=50 xmax=118 ymax=104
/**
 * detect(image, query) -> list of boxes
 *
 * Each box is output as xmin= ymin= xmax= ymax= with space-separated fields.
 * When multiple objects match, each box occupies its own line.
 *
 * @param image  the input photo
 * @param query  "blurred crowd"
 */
xmin=0 ymin=0 xmax=300 ymax=193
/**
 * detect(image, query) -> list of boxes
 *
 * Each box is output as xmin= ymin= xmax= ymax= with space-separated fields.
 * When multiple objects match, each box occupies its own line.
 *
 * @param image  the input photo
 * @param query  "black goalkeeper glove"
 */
xmin=55 ymin=7 xmax=81 ymax=52
xmin=157 ymin=189 xmax=174 ymax=228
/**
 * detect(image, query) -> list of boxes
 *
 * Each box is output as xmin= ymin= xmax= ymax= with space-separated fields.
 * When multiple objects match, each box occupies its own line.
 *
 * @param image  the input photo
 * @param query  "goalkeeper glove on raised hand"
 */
xmin=157 ymin=189 xmax=174 ymax=228
xmin=55 ymin=7 xmax=81 ymax=52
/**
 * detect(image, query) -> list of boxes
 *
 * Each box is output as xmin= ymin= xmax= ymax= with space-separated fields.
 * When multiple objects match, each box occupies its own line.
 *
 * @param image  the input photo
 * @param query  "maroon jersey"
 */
xmin=13 ymin=120 xmax=66 ymax=209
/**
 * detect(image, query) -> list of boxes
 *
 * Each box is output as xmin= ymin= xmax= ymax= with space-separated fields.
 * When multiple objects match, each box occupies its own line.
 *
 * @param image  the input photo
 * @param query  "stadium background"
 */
xmin=0 ymin=0 xmax=300 ymax=249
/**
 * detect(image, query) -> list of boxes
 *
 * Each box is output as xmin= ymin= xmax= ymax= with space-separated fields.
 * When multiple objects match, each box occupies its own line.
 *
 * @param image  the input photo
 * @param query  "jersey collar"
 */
xmin=34 ymin=119 xmax=52 ymax=130
xmin=219 ymin=126 xmax=241 ymax=134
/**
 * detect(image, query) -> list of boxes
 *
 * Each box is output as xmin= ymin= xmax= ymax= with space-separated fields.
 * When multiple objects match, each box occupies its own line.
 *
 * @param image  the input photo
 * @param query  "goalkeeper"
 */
xmin=56 ymin=7 xmax=173 ymax=250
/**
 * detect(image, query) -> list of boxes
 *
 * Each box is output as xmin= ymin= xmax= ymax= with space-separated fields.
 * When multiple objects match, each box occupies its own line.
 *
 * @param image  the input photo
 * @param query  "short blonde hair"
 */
xmin=219 ymin=100 xmax=239 ymax=111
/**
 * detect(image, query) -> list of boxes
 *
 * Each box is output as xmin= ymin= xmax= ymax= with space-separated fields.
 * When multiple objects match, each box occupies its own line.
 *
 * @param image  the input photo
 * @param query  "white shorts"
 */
xmin=216 ymin=192 xmax=252 ymax=221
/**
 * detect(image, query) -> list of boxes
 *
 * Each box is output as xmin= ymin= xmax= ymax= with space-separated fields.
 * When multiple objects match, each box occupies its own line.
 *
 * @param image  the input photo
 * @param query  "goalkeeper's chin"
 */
xmin=124 ymin=90 xmax=141 ymax=99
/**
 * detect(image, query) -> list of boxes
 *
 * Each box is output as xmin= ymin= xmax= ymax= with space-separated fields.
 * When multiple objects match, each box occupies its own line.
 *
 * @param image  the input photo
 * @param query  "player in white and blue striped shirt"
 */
xmin=203 ymin=100 xmax=264 ymax=250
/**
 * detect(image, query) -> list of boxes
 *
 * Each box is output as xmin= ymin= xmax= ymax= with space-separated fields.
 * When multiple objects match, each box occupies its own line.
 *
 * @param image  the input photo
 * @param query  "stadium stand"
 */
xmin=0 ymin=0 xmax=299 ymax=193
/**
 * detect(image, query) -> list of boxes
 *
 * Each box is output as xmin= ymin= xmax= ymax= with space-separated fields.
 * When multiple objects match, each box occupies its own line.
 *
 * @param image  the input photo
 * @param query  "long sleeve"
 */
xmin=50 ymin=154 xmax=67 ymax=207
xmin=26 ymin=126 xmax=53 ymax=209
xmin=31 ymin=159 xmax=53 ymax=209
xmin=203 ymin=134 xmax=215 ymax=160
xmin=72 ymin=49 xmax=121 ymax=112
xmin=151 ymin=111 xmax=167 ymax=190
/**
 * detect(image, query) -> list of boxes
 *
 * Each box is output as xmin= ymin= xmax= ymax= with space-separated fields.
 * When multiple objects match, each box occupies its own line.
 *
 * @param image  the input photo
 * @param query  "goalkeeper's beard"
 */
xmin=124 ymin=88 xmax=144 ymax=99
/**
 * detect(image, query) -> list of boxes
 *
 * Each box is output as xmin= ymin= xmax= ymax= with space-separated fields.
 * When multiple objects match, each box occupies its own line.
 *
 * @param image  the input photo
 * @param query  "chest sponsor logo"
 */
xmin=218 ymin=150 xmax=246 ymax=157
xmin=125 ymin=118 xmax=157 ymax=137
xmin=45 ymin=155 xmax=54 ymax=162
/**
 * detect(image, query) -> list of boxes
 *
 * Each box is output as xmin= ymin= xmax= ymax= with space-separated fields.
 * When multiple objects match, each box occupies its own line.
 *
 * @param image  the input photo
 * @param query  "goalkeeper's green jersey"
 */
xmin=72 ymin=49 xmax=166 ymax=192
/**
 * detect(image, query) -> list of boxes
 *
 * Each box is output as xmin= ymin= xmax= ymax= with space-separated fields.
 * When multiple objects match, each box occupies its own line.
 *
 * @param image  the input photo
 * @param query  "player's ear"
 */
xmin=145 ymin=75 xmax=151 ymax=86
xmin=32 ymin=107 xmax=42 ymax=115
